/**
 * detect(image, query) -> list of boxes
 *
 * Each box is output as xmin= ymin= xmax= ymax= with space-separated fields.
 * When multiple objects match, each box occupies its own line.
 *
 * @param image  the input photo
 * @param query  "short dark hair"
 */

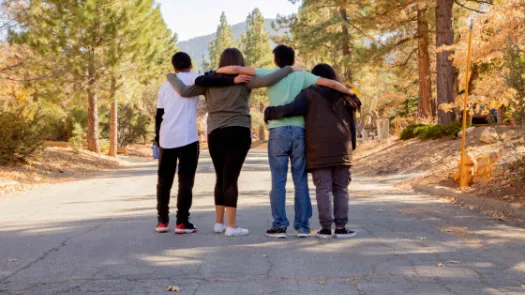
xmin=273 ymin=45 xmax=295 ymax=68
xmin=172 ymin=52 xmax=192 ymax=71
xmin=219 ymin=48 xmax=245 ymax=68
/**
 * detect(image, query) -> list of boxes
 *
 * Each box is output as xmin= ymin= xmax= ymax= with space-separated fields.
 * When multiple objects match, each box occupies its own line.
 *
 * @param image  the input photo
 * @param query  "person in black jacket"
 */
xmin=264 ymin=63 xmax=361 ymax=239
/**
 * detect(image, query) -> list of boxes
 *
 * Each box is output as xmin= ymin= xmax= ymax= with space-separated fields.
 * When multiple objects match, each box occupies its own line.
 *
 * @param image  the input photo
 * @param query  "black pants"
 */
xmin=156 ymin=141 xmax=199 ymax=224
xmin=208 ymin=126 xmax=251 ymax=208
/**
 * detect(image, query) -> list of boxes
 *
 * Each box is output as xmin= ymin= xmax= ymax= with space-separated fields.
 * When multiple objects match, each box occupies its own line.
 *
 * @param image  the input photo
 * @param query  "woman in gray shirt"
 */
xmin=167 ymin=48 xmax=294 ymax=237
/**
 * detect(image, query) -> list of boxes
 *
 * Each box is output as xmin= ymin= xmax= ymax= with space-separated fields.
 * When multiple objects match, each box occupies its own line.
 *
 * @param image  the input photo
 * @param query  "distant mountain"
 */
xmin=177 ymin=19 xmax=287 ymax=72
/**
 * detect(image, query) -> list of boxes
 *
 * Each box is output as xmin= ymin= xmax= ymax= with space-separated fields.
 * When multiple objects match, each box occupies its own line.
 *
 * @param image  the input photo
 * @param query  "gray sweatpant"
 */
xmin=311 ymin=166 xmax=352 ymax=229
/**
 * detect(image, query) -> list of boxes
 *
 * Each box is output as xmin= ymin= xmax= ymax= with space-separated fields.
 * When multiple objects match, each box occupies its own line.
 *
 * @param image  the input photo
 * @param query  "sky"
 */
xmin=157 ymin=0 xmax=300 ymax=42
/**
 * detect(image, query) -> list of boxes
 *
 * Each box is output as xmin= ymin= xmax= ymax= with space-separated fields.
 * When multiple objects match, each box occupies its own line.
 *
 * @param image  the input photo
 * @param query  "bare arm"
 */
xmin=166 ymin=73 xmax=205 ymax=97
xmin=245 ymin=66 xmax=293 ymax=89
xmin=215 ymin=66 xmax=256 ymax=76
xmin=316 ymin=78 xmax=355 ymax=96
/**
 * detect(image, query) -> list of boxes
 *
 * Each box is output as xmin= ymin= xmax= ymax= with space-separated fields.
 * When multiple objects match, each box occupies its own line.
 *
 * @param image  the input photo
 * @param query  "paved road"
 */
xmin=1 ymin=152 xmax=524 ymax=295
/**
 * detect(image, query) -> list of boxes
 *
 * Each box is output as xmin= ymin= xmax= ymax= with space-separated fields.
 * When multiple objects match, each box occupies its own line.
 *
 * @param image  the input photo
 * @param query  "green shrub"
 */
xmin=414 ymin=125 xmax=434 ymax=138
xmin=117 ymin=103 xmax=152 ymax=147
xmin=400 ymin=122 xmax=465 ymax=141
xmin=68 ymin=122 xmax=86 ymax=153
xmin=399 ymin=123 xmax=425 ymax=140
xmin=0 ymin=106 xmax=52 ymax=164
xmin=99 ymin=138 xmax=110 ymax=154
xmin=442 ymin=122 xmax=464 ymax=139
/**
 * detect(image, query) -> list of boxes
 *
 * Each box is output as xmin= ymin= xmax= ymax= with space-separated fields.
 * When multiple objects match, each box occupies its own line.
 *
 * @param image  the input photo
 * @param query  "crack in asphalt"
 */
xmin=264 ymin=254 xmax=273 ymax=278
xmin=0 ymin=218 xmax=112 ymax=285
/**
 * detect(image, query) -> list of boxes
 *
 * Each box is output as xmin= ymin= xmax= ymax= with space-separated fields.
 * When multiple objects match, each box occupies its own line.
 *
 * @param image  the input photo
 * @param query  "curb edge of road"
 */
xmin=413 ymin=184 xmax=525 ymax=220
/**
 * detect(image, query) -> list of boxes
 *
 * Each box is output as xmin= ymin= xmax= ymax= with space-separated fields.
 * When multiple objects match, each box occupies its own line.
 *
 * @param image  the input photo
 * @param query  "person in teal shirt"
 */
xmin=213 ymin=45 xmax=353 ymax=238
xmin=253 ymin=67 xmax=318 ymax=130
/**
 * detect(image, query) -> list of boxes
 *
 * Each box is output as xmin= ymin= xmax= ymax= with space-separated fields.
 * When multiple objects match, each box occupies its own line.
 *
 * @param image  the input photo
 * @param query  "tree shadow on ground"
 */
xmin=1 ymin=196 xmax=524 ymax=295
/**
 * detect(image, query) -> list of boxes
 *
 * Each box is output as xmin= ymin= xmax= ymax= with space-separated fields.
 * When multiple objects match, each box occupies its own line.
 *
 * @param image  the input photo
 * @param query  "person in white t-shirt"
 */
xmin=154 ymin=52 xmax=201 ymax=234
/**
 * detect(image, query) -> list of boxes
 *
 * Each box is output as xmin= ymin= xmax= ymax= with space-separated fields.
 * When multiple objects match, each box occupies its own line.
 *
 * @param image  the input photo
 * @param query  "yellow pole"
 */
xmin=459 ymin=23 xmax=474 ymax=187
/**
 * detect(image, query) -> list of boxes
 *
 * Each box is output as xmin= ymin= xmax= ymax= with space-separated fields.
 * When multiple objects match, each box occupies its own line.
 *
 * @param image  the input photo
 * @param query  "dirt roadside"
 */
xmin=352 ymin=126 xmax=524 ymax=220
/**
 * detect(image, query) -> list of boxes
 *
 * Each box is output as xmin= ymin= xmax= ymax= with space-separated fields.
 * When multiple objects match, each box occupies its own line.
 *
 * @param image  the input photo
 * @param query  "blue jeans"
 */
xmin=268 ymin=126 xmax=312 ymax=232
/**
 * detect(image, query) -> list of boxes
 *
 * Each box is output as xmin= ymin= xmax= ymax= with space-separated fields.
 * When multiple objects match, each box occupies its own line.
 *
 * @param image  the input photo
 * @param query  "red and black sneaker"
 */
xmin=156 ymin=222 xmax=169 ymax=233
xmin=175 ymin=222 xmax=198 ymax=234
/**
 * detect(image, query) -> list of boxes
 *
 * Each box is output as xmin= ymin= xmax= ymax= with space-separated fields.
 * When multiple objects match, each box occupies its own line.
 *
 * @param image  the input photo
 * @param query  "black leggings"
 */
xmin=208 ymin=126 xmax=251 ymax=208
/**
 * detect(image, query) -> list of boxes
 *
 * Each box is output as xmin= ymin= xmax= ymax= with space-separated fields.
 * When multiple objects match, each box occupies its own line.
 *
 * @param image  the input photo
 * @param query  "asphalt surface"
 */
xmin=1 ymin=152 xmax=524 ymax=295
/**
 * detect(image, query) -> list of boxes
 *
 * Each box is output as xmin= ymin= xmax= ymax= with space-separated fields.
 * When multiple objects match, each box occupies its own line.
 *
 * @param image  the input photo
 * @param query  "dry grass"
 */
xmin=0 ymin=147 xmax=120 ymax=196
xmin=353 ymin=126 xmax=524 ymax=205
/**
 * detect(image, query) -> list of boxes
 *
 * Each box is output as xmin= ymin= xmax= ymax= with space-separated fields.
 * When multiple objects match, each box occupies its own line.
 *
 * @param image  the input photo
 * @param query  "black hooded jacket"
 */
xmin=265 ymin=86 xmax=361 ymax=171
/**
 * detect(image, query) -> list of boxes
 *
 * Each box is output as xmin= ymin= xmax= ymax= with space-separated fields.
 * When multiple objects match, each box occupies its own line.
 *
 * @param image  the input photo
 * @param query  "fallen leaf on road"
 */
xmin=319 ymin=282 xmax=325 ymax=285
xmin=7 ymin=259 xmax=18 ymax=262
xmin=419 ymin=237 xmax=426 ymax=241
xmin=436 ymin=263 xmax=444 ymax=267
xmin=166 ymin=286 xmax=181 ymax=292
xmin=448 ymin=261 xmax=460 ymax=264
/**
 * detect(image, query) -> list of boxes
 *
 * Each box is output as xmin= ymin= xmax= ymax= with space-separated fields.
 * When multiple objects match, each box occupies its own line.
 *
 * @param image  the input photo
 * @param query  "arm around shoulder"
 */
xmin=166 ymin=73 xmax=205 ymax=97
xmin=247 ymin=66 xmax=293 ymax=89
xmin=215 ymin=66 xmax=256 ymax=76
xmin=195 ymin=73 xmax=236 ymax=87
xmin=315 ymin=78 xmax=353 ymax=95
xmin=264 ymin=90 xmax=309 ymax=122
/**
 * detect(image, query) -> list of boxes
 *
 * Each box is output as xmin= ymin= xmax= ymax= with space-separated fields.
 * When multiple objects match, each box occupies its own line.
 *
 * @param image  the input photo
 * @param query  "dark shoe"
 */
xmin=266 ymin=228 xmax=287 ymax=238
xmin=334 ymin=228 xmax=356 ymax=238
xmin=175 ymin=221 xmax=198 ymax=234
xmin=316 ymin=229 xmax=333 ymax=239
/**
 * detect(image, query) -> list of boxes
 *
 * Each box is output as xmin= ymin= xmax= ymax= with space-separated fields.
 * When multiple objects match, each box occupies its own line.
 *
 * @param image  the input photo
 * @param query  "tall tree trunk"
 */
xmin=417 ymin=4 xmax=432 ymax=119
xmin=435 ymin=0 xmax=456 ymax=125
xmin=339 ymin=0 xmax=353 ymax=83
xmin=87 ymin=48 xmax=100 ymax=153
xmin=109 ymin=76 xmax=118 ymax=157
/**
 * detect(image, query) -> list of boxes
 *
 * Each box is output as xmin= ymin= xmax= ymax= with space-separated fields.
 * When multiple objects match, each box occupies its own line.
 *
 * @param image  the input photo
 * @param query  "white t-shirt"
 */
xmin=157 ymin=72 xmax=200 ymax=149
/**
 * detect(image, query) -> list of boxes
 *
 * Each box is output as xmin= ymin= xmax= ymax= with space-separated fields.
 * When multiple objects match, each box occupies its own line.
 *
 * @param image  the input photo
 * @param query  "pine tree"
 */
xmin=368 ymin=0 xmax=435 ymax=120
xmin=208 ymin=12 xmax=235 ymax=68
xmin=105 ymin=0 xmax=176 ymax=156
xmin=11 ymin=0 xmax=121 ymax=152
xmin=239 ymin=8 xmax=273 ymax=140
xmin=276 ymin=0 xmax=377 ymax=83
xmin=11 ymin=0 xmax=175 ymax=153
xmin=240 ymin=8 xmax=273 ymax=69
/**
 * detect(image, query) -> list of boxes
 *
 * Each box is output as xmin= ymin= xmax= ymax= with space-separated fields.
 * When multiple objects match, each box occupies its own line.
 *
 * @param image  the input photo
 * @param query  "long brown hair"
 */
xmin=219 ymin=48 xmax=246 ymax=68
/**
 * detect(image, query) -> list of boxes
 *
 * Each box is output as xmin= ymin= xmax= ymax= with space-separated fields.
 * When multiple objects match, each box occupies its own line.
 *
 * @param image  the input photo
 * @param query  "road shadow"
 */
xmin=1 ymin=195 xmax=525 ymax=295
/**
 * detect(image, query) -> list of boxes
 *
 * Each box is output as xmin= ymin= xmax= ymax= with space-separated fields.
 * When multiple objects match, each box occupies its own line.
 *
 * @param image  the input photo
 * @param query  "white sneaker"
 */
xmin=214 ymin=223 xmax=227 ymax=233
xmin=225 ymin=226 xmax=250 ymax=237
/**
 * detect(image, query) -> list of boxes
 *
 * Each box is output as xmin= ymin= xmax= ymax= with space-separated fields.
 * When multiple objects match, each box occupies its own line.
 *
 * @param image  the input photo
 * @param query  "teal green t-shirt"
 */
xmin=255 ymin=68 xmax=319 ymax=129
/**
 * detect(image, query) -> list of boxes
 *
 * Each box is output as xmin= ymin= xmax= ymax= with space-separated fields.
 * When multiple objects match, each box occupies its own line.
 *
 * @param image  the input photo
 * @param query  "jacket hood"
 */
xmin=311 ymin=86 xmax=346 ymax=99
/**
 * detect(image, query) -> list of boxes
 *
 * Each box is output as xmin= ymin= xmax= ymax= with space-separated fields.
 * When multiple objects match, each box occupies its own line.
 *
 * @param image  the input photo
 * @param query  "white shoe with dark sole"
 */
xmin=334 ymin=229 xmax=356 ymax=238
xmin=316 ymin=229 xmax=333 ymax=239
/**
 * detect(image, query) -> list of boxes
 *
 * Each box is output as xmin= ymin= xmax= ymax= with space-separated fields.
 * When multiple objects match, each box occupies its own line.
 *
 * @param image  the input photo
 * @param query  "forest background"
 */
xmin=0 ymin=0 xmax=523 ymax=164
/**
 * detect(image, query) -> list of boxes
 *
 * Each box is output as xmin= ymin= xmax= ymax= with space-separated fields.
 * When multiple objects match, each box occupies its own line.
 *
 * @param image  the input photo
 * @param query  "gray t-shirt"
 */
xmin=166 ymin=66 xmax=293 ymax=135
